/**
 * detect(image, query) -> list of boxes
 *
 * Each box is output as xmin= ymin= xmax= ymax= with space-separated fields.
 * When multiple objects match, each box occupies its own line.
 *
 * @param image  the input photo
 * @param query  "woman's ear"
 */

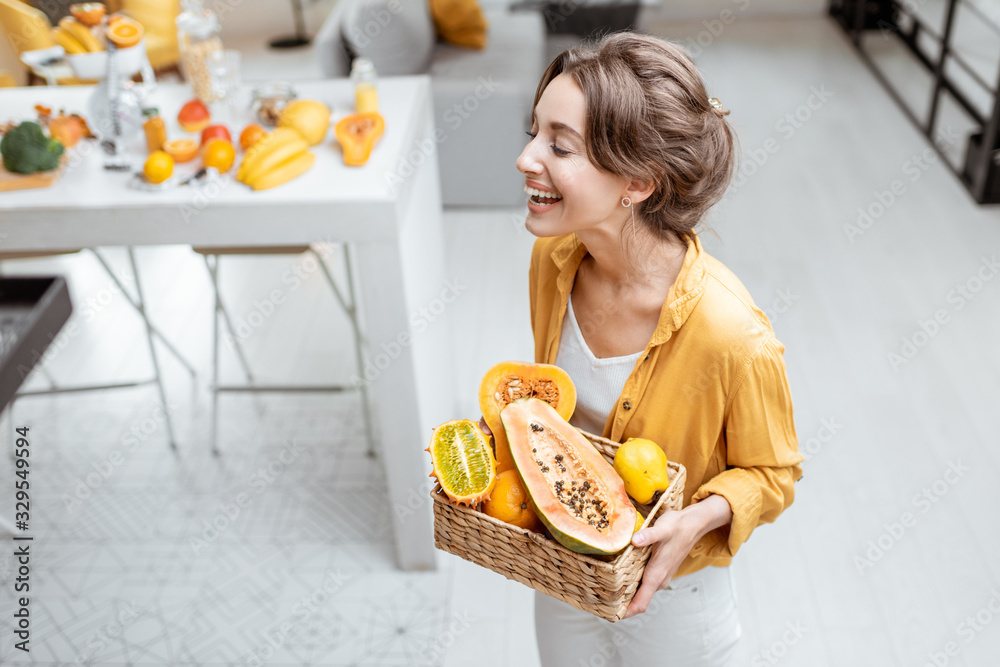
xmin=626 ymin=178 xmax=656 ymax=204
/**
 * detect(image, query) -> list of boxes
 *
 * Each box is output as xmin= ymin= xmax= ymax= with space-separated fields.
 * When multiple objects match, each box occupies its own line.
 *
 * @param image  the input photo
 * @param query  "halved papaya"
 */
xmin=501 ymin=398 xmax=636 ymax=556
xmin=427 ymin=419 xmax=496 ymax=506
xmin=334 ymin=112 xmax=385 ymax=166
xmin=479 ymin=361 xmax=576 ymax=473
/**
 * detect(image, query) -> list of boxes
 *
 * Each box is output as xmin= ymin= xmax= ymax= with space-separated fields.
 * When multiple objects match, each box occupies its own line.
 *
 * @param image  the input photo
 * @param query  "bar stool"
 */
xmin=0 ymin=247 xmax=197 ymax=450
xmin=192 ymin=244 xmax=375 ymax=457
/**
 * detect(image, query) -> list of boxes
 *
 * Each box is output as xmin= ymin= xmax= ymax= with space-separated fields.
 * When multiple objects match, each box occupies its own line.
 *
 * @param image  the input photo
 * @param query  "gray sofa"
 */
xmin=315 ymin=1 xmax=547 ymax=207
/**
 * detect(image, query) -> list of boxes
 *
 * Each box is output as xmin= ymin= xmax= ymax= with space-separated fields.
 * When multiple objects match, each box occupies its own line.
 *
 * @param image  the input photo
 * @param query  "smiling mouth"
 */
xmin=525 ymin=185 xmax=563 ymax=206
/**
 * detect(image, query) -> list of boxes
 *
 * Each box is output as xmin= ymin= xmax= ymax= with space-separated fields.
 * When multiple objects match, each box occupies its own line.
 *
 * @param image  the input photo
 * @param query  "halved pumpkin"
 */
xmin=501 ymin=397 xmax=636 ymax=556
xmin=479 ymin=361 xmax=576 ymax=473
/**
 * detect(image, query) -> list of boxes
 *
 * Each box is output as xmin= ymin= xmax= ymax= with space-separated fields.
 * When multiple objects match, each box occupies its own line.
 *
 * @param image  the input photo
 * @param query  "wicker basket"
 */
xmin=431 ymin=430 xmax=686 ymax=622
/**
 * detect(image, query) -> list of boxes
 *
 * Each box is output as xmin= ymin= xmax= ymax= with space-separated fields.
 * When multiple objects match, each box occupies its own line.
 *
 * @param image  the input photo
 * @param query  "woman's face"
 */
xmin=515 ymin=73 xmax=630 ymax=238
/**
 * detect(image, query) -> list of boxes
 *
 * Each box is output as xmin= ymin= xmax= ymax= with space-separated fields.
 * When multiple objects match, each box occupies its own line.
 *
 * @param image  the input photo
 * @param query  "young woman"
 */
xmin=515 ymin=33 xmax=804 ymax=666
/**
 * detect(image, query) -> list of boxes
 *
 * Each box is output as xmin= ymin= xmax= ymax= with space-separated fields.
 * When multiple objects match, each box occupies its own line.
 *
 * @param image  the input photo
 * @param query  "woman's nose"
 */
xmin=516 ymin=139 xmax=541 ymax=175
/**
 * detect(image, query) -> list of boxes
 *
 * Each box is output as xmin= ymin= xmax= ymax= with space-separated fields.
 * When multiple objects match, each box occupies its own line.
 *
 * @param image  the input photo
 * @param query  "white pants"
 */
xmin=534 ymin=565 xmax=741 ymax=667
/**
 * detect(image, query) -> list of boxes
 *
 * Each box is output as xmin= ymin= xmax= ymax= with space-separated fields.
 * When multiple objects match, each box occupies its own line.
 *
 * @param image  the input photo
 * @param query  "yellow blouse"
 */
xmin=528 ymin=232 xmax=804 ymax=577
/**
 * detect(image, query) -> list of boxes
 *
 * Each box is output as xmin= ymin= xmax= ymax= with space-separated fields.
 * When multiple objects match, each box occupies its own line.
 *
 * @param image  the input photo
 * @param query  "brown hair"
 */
xmin=533 ymin=32 xmax=738 ymax=243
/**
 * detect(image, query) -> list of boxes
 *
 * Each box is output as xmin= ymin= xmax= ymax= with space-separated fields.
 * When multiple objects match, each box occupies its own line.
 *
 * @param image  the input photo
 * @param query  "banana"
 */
xmin=52 ymin=27 xmax=87 ymax=55
xmin=242 ymin=139 xmax=308 ymax=185
xmin=239 ymin=133 xmax=307 ymax=184
xmin=251 ymin=151 xmax=316 ymax=191
xmin=236 ymin=127 xmax=302 ymax=182
xmin=58 ymin=17 xmax=102 ymax=52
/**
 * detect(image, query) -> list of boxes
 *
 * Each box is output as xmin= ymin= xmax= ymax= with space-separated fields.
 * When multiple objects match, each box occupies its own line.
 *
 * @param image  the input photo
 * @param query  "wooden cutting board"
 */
xmin=0 ymin=153 xmax=71 ymax=193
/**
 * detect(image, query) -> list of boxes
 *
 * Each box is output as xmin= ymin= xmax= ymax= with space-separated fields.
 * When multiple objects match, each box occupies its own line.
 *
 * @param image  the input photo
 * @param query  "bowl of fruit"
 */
xmin=55 ymin=4 xmax=146 ymax=80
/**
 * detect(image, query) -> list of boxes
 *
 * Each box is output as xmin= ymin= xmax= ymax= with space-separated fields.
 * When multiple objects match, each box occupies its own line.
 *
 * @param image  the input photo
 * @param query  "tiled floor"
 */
xmin=3 ymin=7 xmax=1000 ymax=667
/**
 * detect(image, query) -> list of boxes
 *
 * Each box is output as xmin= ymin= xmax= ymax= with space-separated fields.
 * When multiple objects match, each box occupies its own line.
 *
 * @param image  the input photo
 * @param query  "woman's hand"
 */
xmin=623 ymin=494 xmax=733 ymax=618
xmin=478 ymin=416 xmax=492 ymax=437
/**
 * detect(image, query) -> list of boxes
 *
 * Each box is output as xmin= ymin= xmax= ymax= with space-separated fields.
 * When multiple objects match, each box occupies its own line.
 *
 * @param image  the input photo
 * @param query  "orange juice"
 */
xmin=355 ymin=82 xmax=379 ymax=114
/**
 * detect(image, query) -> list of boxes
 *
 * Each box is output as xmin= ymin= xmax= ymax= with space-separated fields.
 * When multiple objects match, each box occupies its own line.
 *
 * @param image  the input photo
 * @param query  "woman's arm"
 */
xmin=623 ymin=494 xmax=733 ymax=618
xmin=625 ymin=336 xmax=803 ymax=617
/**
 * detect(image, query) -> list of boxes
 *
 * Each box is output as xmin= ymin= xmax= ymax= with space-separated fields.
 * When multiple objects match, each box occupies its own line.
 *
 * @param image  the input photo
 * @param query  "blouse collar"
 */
xmin=549 ymin=231 xmax=708 ymax=347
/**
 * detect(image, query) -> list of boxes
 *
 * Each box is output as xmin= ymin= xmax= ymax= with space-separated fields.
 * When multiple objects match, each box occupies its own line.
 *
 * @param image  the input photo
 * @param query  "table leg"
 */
xmin=354 ymin=143 xmax=454 ymax=571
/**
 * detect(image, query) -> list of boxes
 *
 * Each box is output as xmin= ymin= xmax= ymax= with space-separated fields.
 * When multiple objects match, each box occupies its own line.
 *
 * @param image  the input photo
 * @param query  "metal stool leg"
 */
xmin=342 ymin=245 xmax=378 ymax=459
xmin=312 ymin=245 xmax=378 ymax=458
xmin=203 ymin=255 xmax=266 ymax=455
xmin=126 ymin=248 xmax=178 ymax=451
xmin=201 ymin=256 xmax=255 ymax=384
xmin=88 ymin=248 xmax=197 ymax=377
xmin=209 ymin=256 xmax=221 ymax=456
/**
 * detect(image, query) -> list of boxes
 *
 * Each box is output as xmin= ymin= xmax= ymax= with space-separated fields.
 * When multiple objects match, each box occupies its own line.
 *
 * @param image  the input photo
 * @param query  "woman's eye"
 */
xmin=525 ymin=131 xmax=570 ymax=156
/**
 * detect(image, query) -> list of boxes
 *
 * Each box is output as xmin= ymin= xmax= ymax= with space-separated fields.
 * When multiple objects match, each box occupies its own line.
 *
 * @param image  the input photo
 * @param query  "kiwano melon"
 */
xmin=480 ymin=361 xmax=577 ymax=473
xmin=427 ymin=419 xmax=497 ymax=506
xmin=501 ymin=398 xmax=636 ymax=556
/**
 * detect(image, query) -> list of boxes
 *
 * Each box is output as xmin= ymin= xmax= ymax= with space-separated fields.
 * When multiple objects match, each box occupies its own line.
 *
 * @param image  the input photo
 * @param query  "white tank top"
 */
xmin=554 ymin=294 xmax=643 ymax=435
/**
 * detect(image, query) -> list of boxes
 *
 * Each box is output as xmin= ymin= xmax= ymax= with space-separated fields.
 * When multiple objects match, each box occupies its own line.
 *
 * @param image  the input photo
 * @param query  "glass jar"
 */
xmin=176 ymin=0 xmax=223 ymax=103
xmin=351 ymin=57 xmax=379 ymax=114
xmin=250 ymin=82 xmax=297 ymax=127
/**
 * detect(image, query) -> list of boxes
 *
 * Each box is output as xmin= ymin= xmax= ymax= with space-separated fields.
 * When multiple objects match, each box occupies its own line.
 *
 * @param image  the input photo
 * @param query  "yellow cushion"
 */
xmin=0 ymin=0 xmax=57 ymax=54
xmin=428 ymin=0 xmax=488 ymax=50
xmin=143 ymin=31 xmax=179 ymax=70
xmin=121 ymin=0 xmax=180 ymax=69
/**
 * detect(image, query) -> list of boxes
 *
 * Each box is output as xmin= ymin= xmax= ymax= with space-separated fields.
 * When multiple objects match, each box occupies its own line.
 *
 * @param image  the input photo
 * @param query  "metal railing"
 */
xmin=830 ymin=0 xmax=1000 ymax=204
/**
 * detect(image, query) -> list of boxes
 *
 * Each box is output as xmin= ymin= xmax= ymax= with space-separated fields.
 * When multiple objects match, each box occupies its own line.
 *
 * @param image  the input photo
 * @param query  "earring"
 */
xmin=621 ymin=196 xmax=631 ymax=208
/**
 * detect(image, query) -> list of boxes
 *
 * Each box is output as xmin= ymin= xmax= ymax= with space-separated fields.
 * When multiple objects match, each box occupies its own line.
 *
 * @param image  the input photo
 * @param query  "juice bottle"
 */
xmin=351 ymin=57 xmax=379 ymax=114
xmin=142 ymin=107 xmax=167 ymax=153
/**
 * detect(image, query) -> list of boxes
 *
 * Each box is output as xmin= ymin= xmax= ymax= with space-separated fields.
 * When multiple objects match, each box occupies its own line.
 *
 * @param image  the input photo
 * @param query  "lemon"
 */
xmin=143 ymin=150 xmax=174 ymax=184
xmin=613 ymin=437 xmax=670 ymax=505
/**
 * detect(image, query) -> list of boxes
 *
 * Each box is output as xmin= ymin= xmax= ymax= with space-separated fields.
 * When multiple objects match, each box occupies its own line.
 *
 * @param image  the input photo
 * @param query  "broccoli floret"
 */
xmin=1 ymin=121 xmax=65 ymax=175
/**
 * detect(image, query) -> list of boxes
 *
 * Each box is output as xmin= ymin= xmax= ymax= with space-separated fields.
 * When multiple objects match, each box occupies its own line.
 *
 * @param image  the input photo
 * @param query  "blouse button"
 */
xmin=622 ymin=401 xmax=632 ymax=410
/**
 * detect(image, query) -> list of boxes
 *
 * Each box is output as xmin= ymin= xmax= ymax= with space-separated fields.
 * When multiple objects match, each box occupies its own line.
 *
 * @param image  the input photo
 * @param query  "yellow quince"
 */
xmin=613 ymin=437 xmax=670 ymax=505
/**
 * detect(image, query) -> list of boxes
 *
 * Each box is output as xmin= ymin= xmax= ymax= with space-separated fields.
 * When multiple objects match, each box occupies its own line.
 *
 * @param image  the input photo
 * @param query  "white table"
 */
xmin=0 ymin=77 xmax=452 ymax=571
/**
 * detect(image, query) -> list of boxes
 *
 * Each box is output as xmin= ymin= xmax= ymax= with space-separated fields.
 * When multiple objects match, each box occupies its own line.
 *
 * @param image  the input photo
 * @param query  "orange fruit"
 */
xmin=70 ymin=3 xmax=106 ymax=27
xmin=239 ymin=123 xmax=268 ymax=152
xmin=482 ymin=470 xmax=542 ymax=531
xmin=143 ymin=150 xmax=174 ymax=184
xmin=163 ymin=138 xmax=198 ymax=163
xmin=107 ymin=17 xmax=143 ymax=49
xmin=201 ymin=139 xmax=236 ymax=173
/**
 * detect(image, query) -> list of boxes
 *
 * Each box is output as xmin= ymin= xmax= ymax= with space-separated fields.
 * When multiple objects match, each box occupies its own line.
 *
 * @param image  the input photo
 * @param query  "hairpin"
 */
xmin=708 ymin=97 xmax=730 ymax=116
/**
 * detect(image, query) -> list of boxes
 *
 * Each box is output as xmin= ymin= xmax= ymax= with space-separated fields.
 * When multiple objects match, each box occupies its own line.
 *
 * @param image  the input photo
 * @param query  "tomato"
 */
xmin=200 ymin=124 xmax=232 ymax=146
